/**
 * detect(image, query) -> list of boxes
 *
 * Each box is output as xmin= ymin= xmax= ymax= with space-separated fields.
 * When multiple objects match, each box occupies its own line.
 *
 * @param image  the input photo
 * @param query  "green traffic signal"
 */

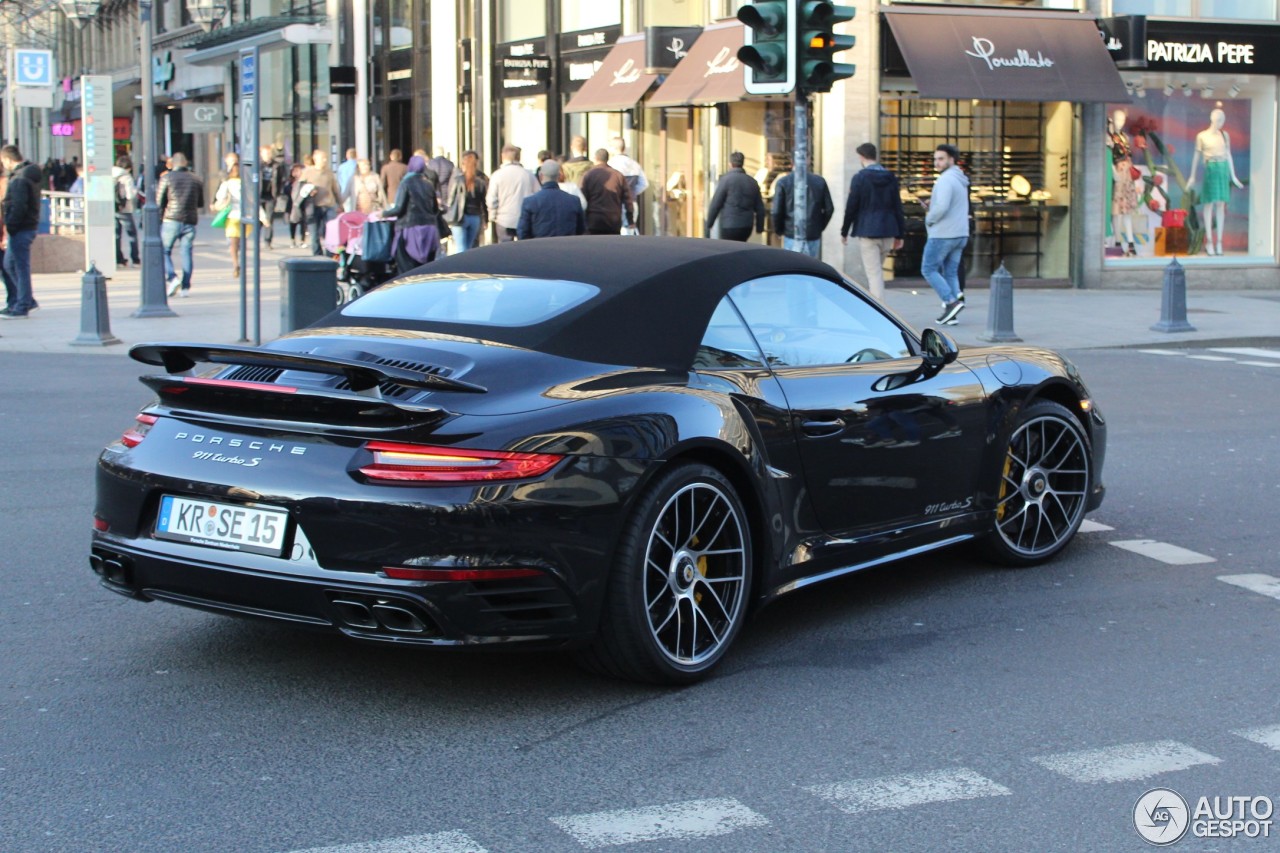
xmin=737 ymin=0 xmax=795 ymax=95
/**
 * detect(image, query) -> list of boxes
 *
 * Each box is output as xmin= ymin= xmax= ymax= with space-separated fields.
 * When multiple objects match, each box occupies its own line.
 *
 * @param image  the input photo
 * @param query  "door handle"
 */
xmin=801 ymin=419 xmax=844 ymax=437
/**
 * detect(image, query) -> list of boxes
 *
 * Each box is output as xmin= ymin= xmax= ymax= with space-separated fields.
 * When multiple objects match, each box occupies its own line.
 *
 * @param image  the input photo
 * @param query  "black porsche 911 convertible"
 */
xmin=92 ymin=236 xmax=1105 ymax=684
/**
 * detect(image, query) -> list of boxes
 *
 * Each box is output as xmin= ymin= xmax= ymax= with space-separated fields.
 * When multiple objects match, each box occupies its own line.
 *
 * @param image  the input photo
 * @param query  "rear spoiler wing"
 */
xmin=129 ymin=342 xmax=487 ymax=395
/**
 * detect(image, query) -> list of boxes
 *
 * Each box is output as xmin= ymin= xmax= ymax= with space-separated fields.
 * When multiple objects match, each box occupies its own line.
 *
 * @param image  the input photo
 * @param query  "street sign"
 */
xmin=14 ymin=49 xmax=54 ymax=87
xmin=240 ymin=51 xmax=256 ymax=96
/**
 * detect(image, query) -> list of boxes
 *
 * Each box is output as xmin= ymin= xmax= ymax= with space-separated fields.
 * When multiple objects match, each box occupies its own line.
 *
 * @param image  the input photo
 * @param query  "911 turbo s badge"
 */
xmin=172 ymin=432 xmax=307 ymax=456
xmin=190 ymin=451 xmax=264 ymax=467
xmin=925 ymin=497 xmax=974 ymax=515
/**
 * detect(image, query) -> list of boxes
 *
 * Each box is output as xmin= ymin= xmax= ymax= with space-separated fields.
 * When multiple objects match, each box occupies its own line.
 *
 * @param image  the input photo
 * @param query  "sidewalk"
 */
xmin=2 ymin=221 xmax=1278 ymax=355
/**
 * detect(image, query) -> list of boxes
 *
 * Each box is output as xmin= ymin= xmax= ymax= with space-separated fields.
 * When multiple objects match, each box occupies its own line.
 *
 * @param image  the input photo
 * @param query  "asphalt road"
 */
xmin=1 ymin=346 xmax=1277 ymax=853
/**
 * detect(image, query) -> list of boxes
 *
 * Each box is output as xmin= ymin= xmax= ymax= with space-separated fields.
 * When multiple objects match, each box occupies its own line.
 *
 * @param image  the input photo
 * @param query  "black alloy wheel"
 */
xmin=982 ymin=399 xmax=1092 ymax=567
xmin=576 ymin=463 xmax=753 ymax=685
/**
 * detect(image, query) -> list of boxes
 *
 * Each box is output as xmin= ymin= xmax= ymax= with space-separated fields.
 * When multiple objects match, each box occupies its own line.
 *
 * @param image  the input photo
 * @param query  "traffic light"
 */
xmin=737 ymin=1 xmax=795 ymax=95
xmin=797 ymin=1 xmax=855 ymax=93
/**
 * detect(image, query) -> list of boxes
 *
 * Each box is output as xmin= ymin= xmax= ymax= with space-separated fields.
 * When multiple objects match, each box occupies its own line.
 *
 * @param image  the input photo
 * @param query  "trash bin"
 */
xmin=279 ymin=257 xmax=340 ymax=333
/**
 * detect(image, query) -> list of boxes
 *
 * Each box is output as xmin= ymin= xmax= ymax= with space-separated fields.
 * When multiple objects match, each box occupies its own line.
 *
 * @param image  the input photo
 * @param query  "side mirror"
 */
xmin=921 ymin=328 xmax=959 ymax=369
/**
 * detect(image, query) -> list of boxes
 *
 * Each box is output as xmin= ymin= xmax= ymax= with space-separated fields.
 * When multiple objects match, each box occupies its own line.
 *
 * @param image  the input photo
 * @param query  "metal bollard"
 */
xmin=978 ymin=262 xmax=1022 ymax=343
xmin=1150 ymin=257 xmax=1196 ymax=333
xmin=71 ymin=263 xmax=122 ymax=347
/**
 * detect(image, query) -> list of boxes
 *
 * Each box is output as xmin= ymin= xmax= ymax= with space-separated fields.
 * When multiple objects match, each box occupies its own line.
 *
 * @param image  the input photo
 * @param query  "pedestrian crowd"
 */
xmin=11 ymin=134 xmax=974 ymax=321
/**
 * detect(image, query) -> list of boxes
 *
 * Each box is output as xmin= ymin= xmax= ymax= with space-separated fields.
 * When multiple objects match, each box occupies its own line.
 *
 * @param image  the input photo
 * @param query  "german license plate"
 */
xmin=155 ymin=495 xmax=289 ymax=557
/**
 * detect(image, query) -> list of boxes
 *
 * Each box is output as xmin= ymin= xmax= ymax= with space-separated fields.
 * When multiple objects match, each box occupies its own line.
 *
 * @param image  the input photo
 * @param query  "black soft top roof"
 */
xmin=323 ymin=236 xmax=842 ymax=370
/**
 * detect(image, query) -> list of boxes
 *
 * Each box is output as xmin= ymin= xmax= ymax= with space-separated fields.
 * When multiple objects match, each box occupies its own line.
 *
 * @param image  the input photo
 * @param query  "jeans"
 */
xmin=161 ymin=220 xmax=196 ymax=290
xmin=921 ymin=236 xmax=967 ymax=303
xmin=310 ymin=205 xmax=335 ymax=255
xmin=3 ymin=228 xmax=36 ymax=313
xmin=260 ymin=200 xmax=276 ymax=246
xmin=783 ymin=237 xmax=821 ymax=257
xmin=115 ymin=213 xmax=140 ymax=263
xmin=453 ymin=214 xmax=482 ymax=252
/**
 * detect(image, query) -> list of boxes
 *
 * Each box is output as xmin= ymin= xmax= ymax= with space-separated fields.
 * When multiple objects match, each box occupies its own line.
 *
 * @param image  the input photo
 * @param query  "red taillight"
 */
xmin=382 ymin=566 xmax=543 ymax=581
xmin=93 ymin=516 xmax=109 ymax=532
xmin=359 ymin=441 xmax=564 ymax=483
xmin=120 ymin=413 xmax=158 ymax=448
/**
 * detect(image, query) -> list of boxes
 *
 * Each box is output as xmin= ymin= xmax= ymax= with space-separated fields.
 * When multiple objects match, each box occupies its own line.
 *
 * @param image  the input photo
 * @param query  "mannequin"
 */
xmin=1187 ymin=108 xmax=1244 ymax=256
xmin=1105 ymin=109 xmax=1138 ymax=256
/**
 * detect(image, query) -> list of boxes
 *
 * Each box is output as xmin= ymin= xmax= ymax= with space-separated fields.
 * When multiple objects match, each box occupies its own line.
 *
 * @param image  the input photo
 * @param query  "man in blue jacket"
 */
xmin=517 ymin=161 xmax=585 ymax=240
xmin=922 ymin=144 xmax=970 ymax=325
xmin=840 ymin=143 xmax=905 ymax=301
xmin=1 ymin=145 xmax=43 ymax=319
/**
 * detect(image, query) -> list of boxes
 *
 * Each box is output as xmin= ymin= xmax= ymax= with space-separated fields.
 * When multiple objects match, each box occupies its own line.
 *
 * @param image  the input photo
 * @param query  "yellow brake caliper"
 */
xmin=996 ymin=454 xmax=1013 ymax=521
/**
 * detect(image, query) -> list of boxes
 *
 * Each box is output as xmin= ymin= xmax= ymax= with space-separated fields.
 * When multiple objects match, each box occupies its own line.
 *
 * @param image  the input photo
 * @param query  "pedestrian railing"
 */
xmin=44 ymin=191 xmax=85 ymax=235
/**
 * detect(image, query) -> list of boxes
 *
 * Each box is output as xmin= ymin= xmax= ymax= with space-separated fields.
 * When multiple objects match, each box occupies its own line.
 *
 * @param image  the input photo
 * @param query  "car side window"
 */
xmin=695 ymin=296 xmax=767 ymax=369
xmin=727 ymin=275 xmax=913 ymax=367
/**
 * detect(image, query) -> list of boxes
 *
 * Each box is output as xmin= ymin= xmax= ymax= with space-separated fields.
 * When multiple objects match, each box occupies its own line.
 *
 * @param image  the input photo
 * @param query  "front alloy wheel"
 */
xmin=577 ymin=463 xmax=752 ymax=684
xmin=984 ymin=400 xmax=1091 ymax=566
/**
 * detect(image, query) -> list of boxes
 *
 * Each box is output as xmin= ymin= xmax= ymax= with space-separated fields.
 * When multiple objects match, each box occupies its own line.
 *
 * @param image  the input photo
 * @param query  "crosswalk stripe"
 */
xmin=1233 ymin=724 xmax=1280 ymax=751
xmin=1030 ymin=741 xmax=1221 ymax=783
xmin=1137 ymin=349 xmax=1187 ymax=356
xmin=1186 ymin=355 xmax=1236 ymax=362
xmin=1209 ymin=347 xmax=1280 ymax=360
xmin=1109 ymin=540 xmax=1216 ymax=565
xmin=1236 ymin=361 xmax=1280 ymax=368
xmin=803 ymin=768 xmax=1011 ymax=815
xmin=284 ymin=831 xmax=488 ymax=853
xmin=549 ymin=798 xmax=769 ymax=848
xmin=1078 ymin=519 xmax=1114 ymax=533
xmin=1217 ymin=573 xmax=1280 ymax=601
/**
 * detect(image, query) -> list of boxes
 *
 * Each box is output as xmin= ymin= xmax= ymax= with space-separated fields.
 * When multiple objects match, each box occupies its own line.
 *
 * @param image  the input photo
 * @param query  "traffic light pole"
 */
xmin=793 ymin=90 xmax=809 ymax=249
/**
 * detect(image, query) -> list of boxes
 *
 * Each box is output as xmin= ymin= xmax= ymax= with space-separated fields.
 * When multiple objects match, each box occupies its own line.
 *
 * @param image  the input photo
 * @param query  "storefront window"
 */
xmin=501 ymin=0 xmax=546 ymax=42
xmin=1111 ymin=0 xmax=1276 ymax=18
xmin=880 ymin=98 xmax=1073 ymax=280
xmin=1104 ymin=75 xmax=1276 ymax=263
xmin=504 ymin=95 xmax=548 ymax=159
xmin=643 ymin=0 xmax=703 ymax=27
xmin=561 ymin=0 xmax=619 ymax=32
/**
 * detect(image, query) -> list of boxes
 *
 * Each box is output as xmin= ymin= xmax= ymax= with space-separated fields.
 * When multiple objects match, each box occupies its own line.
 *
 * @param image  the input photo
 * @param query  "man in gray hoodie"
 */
xmin=921 ymin=144 xmax=969 ymax=325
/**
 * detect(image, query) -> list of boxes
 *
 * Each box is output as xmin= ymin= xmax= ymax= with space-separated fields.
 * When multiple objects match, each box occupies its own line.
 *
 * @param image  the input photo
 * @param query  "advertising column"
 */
xmin=81 ymin=75 xmax=116 ymax=279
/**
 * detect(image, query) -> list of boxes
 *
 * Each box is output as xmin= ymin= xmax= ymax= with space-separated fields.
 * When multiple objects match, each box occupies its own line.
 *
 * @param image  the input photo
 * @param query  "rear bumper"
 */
xmin=90 ymin=536 xmax=593 ymax=648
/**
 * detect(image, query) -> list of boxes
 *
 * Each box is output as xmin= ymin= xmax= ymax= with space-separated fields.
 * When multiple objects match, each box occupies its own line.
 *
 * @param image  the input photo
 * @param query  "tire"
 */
xmin=980 ymin=399 xmax=1092 ymax=567
xmin=575 ymin=463 xmax=753 ymax=685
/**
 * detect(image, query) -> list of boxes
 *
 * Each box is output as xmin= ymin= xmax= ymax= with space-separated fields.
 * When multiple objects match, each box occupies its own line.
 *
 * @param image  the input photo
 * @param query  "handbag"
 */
xmin=361 ymin=219 xmax=394 ymax=263
xmin=444 ymin=180 xmax=466 ymax=226
xmin=273 ymin=195 xmax=288 ymax=214
xmin=211 ymin=205 xmax=230 ymax=229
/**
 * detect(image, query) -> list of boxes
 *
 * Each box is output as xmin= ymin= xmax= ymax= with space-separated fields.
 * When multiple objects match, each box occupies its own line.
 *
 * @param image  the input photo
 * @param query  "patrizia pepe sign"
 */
xmin=964 ymin=36 xmax=1054 ymax=70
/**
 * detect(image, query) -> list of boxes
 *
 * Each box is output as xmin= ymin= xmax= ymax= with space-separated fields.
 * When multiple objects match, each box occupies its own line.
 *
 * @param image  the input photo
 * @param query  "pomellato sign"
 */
xmin=964 ymin=36 xmax=1054 ymax=70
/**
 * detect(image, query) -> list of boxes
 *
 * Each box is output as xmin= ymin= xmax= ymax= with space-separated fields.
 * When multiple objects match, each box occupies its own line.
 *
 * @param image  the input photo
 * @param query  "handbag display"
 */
xmin=1161 ymin=208 xmax=1187 ymax=228
xmin=361 ymin=219 xmax=394 ymax=263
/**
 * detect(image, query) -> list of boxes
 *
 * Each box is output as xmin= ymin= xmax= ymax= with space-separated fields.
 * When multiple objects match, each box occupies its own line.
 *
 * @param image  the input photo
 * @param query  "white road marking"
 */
xmin=1233 ymin=724 xmax=1280 ymax=751
xmin=1109 ymin=540 xmax=1216 ymax=565
xmin=1030 ymin=741 xmax=1221 ymax=783
xmin=1209 ymin=347 xmax=1280 ymax=360
xmin=1186 ymin=355 xmax=1236 ymax=362
xmin=284 ymin=832 xmax=488 ymax=853
xmin=550 ymin=798 xmax=769 ymax=848
xmin=1236 ymin=360 xmax=1280 ymax=368
xmin=803 ymin=768 xmax=1011 ymax=814
xmin=1138 ymin=349 xmax=1188 ymax=356
xmin=1217 ymin=573 xmax=1280 ymax=601
xmin=1078 ymin=520 xmax=1114 ymax=533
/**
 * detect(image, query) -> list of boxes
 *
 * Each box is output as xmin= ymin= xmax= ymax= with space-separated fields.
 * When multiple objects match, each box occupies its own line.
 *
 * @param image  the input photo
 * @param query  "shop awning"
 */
xmin=883 ymin=7 xmax=1129 ymax=103
xmin=184 ymin=17 xmax=330 ymax=66
xmin=648 ymin=20 xmax=746 ymax=108
xmin=564 ymin=35 xmax=659 ymax=113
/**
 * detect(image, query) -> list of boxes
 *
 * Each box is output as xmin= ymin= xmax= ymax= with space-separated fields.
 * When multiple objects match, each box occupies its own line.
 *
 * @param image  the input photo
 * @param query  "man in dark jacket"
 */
xmin=580 ymin=149 xmax=633 ymax=236
xmin=0 ymin=145 xmax=41 ymax=318
xmin=517 ymin=161 xmax=585 ymax=239
xmin=705 ymin=151 xmax=765 ymax=242
xmin=157 ymin=152 xmax=205 ymax=296
xmin=259 ymin=145 xmax=287 ymax=249
xmin=840 ymin=142 xmax=906 ymax=300
xmin=771 ymin=169 xmax=834 ymax=257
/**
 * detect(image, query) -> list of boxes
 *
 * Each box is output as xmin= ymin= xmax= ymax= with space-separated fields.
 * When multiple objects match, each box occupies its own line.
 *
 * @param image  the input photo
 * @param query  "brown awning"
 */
xmin=648 ymin=21 xmax=746 ymax=108
xmin=884 ymin=7 xmax=1129 ymax=103
xmin=564 ymin=35 xmax=660 ymax=113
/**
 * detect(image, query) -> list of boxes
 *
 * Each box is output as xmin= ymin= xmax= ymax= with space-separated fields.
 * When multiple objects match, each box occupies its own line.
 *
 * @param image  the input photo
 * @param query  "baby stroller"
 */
xmin=324 ymin=211 xmax=369 ymax=304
